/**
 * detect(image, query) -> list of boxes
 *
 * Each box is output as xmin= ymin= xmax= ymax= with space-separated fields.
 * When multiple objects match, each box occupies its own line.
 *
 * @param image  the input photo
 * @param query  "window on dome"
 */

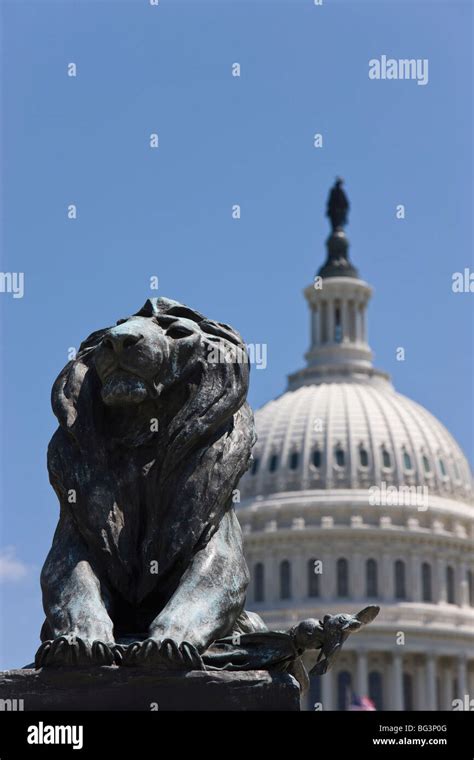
xmin=403 ymin=451 xmax=412 ymax=470
xmin=422 ymin=455 xmax=431 ymax=474
xmin=335 ymin=447 xmax=345 ymax=468
xmin=366 ymin=558 xmax=378 ymax=597
xmin=308 ymin=558 xmax=321 ymax=598
xmin=289 ymin=451 xmax=299 ymax=470
xmin=359 ymin=447 xmax=369 ymax=468
xmin=382 ymin=448 xmax=391 ymax=468
xmin=269 ymin=454 xmax=279 ymax=472
xmin=254 ymin=562 xmax=264 ymax=602
xmin=280 ymin=560 xmax=291 ymax=599
xmin=438 ymin=458 xmax=447 ymax=477
xmin=337 ymin=558 xmax=349 ymax=597
xmin=394 ymin=560 xmax=406 ymax=599
xmin=446 ymin=565 xmax=455 ymax=604
xmin=312 ymin=449 xmax=322 ymax=468
xmin=369 ymin=671 xmax=383 ymax=710
xmin=251 ymin=457 xmax=259 ymax=475
xmin=421 ymin=562 xmax=432 ymax=602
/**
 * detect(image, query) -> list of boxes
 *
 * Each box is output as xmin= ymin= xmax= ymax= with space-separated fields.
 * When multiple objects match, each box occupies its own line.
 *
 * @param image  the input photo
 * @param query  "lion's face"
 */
xmin=94 ymin=314 xmax=203 ymax=407
xmin=53 ymin=298 xmax=252 ymax=461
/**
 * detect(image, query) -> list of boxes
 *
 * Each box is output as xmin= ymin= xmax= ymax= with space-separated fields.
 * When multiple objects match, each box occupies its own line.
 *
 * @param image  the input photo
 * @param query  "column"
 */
xmin=313 ymin=308 xmax=321 ymax=346
xmin=327 ymin=298 xmax=335 ymax=344
xmin=361 ymin=302 xmax=368 ymax=342
xmin=356 ymin=650 xmax=369 ymax=697
xmin=382 ymin=553 xmax=393 ymax=601
xmin=456 ymin=656 xmax=467 ymax=700
xmin=414 ymin=656 xmax=425 ymax=710
xmin=426 ymin=653 xmax=437 ymax=711
xmin=436 ymin=558 xmax=447 ymax=603
xmin=352 ymin=552 xmax=364 ymax=599
xmin=321 ymin=668 xmax=334 ymax=711
xmin=468 ymin=662 xmax=474 ymax=701
xmin=341 ymin=299 xmax=349 ymax=342
xmin=355 ymin=301 xmax=361 ymax=342
xmin=321 ymin=300 xmax=327 ymax=343
xmin=391 ymin=652 xmax=404 ymax=711
xmin=349 ymin=301 xmax=357 ymax=343
xmin=293 ymin=553 xmax=306 ymax=602
xmin=459 ymin=563 xmax=468 ymax=607
xmin=410 ymin=554 xmax=421 ymax=602
xmin=442 ymin=660 xmax=453 ymax=710
xmin=246 ymin=554 xmax=255 ymax=602
xmin=320 ymin=553 xmax=334 ymax=601
xmin=266 ymin=554 xmax=278 ymax=604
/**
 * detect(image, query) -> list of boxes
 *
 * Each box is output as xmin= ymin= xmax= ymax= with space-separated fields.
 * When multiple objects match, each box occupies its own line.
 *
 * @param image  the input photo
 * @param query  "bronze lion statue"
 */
xmin=36 ymin=297 xmax=264 ymax=669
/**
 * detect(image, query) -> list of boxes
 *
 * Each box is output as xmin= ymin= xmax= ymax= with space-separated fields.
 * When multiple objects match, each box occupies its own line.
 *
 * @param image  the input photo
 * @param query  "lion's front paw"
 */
xmin=122 ymin=638 xmax=204 ymax=670
xmin=34 ymin=636 xmax=119 ymax=669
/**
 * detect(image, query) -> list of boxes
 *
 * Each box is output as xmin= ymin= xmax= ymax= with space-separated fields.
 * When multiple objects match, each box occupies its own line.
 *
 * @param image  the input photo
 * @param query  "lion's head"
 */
xmin=94 ymin=300 xmax=239 ymax=408
xmin=52 ymin=297 xmax=254 ymax=455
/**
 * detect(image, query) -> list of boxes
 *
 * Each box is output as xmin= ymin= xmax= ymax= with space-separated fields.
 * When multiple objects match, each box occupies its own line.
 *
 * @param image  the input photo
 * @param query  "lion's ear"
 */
xmin=134 ymin=298 xmax=161 ymax=318
xmin=134 ymin=297 xmax=206 ymax=325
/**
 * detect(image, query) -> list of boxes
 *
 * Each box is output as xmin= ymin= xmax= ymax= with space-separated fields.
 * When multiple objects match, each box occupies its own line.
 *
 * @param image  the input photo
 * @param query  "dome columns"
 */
xmin=303 ymin=276 xmax=374 ymax=375
xmin=310 ymin=648 xmax=473 ymax=711
xmin=321 ymin=667 xmax=334 ymax=710
xmin=458 ymin=562 xmax=469 ymax=607
xmin=436 ymin=558 xmax=448 ymax=604
xmin=391 ymin=651 xmax=404 ymax=710
xmin=356 ymin=649 xmax=369 ymax=698
xmin=425 ymin=653 xmax=437 ymax=711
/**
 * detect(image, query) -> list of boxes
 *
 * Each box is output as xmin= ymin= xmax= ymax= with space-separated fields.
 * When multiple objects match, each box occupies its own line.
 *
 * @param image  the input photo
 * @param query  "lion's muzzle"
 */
xmin=94 ymin=318 xmax=170 ymax=406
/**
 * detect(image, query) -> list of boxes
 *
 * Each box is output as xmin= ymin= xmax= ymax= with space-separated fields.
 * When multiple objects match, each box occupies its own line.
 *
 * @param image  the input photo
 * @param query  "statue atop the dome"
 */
xmin=318 ymin=177 xmax=358 ymax=278
xmin=327 ymin=177 xmax=349 ymax=231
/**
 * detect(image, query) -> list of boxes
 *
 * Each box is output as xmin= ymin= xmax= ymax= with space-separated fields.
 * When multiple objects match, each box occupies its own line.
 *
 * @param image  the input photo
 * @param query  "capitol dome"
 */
xmin=241 ymin=381 xmax=472 ymax=503
xmin=236 ymin=181 xmax=474 ymax=712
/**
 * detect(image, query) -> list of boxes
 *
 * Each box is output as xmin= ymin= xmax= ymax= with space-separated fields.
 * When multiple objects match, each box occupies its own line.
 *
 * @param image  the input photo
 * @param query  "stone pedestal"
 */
xmin=0 ymin=668 xmax=300 ymax=711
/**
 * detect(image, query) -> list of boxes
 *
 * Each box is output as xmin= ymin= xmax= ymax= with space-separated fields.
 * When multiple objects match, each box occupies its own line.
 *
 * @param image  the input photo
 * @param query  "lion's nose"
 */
xmin=103 ymin=330 xmax=143 ymax=354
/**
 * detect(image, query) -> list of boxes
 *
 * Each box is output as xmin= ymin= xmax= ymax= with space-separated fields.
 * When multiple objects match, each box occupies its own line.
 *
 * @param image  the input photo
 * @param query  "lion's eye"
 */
xmin=166 ymin=325 xmax=194 ymax=339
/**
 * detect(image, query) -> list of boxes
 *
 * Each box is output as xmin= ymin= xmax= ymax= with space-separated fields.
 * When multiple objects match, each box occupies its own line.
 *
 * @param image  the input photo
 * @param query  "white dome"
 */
xmin=240 ymin=379 xmax=472 ymax=503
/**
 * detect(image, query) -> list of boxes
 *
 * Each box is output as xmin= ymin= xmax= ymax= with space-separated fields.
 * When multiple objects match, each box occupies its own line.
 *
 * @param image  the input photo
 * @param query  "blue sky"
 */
xmin=0 ymin=0 xmax=472 ymax=668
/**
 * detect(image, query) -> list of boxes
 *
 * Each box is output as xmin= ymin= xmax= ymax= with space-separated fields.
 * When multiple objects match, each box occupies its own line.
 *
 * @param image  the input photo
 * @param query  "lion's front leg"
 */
xmin=124 ymin=509 xmax=249 ymax=669
xmin=35 ymin=512 xmax=117 ymax=668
